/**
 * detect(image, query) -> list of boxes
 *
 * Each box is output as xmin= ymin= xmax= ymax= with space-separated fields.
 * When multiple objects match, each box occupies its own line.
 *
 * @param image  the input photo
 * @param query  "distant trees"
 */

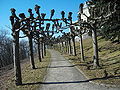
xmin=87 ymin=0 xmax=120 ymax=43
xmin=0 ymin=30 xmax=29 ymax=68
xmin=0 ymin=30 xmax=13 ymax=68
xmin=19 ymin=40 xmax=29 ymax=60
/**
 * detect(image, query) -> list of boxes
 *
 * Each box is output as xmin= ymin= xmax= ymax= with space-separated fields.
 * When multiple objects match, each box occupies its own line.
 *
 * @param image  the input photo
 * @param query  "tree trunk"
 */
xmin=43 ymin=43 xmax=46 ymax=56
xmin=61 ymin=41 xmax=64 ymax=53
xmin=13 ymin=31 xmax=22 ymax=85
xmin=41 ymin=42 xmax=44 ymax=58
xmin=58 ymin=42 xmax=61 ymax=51
xmin=72 ymin=36 xmax=76 ymax=56
xmin=79 ymin=34 xmax=85 ymax=62
xmin=68 ymin=38 xmax=72 ymax=55
xmin=38 ymin=41 xmax=41 ymax=62
xmin=0 ymin=56 xmax=3 ymax=67
xmin=67 ymin=41 xmax=69 ymax=54
xmin=28 ymin=37 xmax=35 ymax=69
xmin=65 ymin=41 xmax=68 ymax=53
xmin=92 ymin=29 xmax=100 ymax=68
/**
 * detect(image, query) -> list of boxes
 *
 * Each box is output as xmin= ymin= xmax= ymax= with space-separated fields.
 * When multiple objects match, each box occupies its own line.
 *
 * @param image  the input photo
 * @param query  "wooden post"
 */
xmin=71 ymin=36 xmax=77 ymax=56
xmin=13 ymin=31 xmax=22 ymax=85
xmin=79 ymin=34 xmax=84 ymax=62
xmin=92 ymin=29 xmax=100 ymax=67
xmin=28 ymin=35 xmax=35 ymax=69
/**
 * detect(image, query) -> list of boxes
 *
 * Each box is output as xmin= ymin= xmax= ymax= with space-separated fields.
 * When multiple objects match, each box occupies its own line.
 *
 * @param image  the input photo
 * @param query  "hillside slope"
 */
xmin=66 ymin=37 xmax=120 ymax=85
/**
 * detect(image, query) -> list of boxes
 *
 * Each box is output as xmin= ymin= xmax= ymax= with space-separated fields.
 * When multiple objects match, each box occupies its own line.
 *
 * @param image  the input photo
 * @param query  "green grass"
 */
xmin=64 ymin=37 xmax=120 ymax=85
xmin=2 ymin=51 xmax=51 ymax=90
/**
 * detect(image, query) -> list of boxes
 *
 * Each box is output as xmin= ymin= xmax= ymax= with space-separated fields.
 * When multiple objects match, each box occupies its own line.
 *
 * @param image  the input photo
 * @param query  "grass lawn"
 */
xmin=1 ymin=51 xmax=51 ymax=90
xmin=64 ymin=37 xmax=120 ymax=86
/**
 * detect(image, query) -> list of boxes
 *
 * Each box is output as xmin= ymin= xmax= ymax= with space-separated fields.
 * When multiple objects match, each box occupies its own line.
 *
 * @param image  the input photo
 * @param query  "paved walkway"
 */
xmin=40 ymin=50 xmax=120 ymax=90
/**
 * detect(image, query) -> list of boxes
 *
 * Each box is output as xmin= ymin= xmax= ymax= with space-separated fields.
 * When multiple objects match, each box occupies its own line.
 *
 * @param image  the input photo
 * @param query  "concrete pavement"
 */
xmin=39 ymin=50 xmax=120 ymax=90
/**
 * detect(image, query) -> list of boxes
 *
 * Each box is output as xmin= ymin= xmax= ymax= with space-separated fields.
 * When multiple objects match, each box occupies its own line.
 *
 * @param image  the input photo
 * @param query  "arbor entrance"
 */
xmin=10 ymin=3 xmax=101 ymax=85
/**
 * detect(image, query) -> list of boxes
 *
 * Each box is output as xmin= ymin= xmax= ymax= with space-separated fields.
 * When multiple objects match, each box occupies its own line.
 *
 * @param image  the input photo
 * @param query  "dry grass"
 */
xmin=65 ymin=37 xmax=120 ymax=86
xmin=0 ymin=51 xmax=51 ymax=90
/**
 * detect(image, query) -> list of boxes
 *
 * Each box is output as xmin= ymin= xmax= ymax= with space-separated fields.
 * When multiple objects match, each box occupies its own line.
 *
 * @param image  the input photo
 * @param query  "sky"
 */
xmin=0 ymin=0 xmax=87 ymax=34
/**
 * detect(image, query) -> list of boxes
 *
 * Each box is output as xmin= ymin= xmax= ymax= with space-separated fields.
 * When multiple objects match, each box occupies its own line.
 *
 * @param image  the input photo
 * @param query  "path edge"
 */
xmin=38 ymin=50 xmax=52 ymax=89
xmin=67 ymin=58 xmax=120 ymax=88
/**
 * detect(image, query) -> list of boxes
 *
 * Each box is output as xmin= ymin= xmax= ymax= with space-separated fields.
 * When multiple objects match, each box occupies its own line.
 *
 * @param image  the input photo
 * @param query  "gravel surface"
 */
xmin=40 ymin=50 xmax=120 ymax=90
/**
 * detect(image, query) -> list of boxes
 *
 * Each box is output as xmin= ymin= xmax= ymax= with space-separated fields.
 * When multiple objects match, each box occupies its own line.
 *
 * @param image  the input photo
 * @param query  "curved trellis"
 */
xmin=52 ymin=0 xmax=120 ymax=69
xmin=9 ymin=4 xmax=74 ymax=85
xmin=9 ymin=1 xmax=120 ymax=85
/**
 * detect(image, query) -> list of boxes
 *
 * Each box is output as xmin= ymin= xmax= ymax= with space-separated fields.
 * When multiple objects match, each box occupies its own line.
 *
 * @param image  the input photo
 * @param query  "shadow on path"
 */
xmin=41 ymin=58 xmax=80 ymax=62
xmin=35 ymin=64 xmax=86 ymax=69
xmin=20 ymin=75 xmax=120 ymax=86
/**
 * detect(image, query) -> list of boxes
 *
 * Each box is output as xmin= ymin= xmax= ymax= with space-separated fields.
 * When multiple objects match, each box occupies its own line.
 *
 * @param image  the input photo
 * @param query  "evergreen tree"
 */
xmin=87 ymin=0 xmax=120 ymax=43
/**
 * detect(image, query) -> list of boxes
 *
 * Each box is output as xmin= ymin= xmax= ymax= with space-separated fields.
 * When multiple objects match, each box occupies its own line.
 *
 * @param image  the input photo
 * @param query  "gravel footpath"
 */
xmin=39 ymin=50 xmax=120 ymax=90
